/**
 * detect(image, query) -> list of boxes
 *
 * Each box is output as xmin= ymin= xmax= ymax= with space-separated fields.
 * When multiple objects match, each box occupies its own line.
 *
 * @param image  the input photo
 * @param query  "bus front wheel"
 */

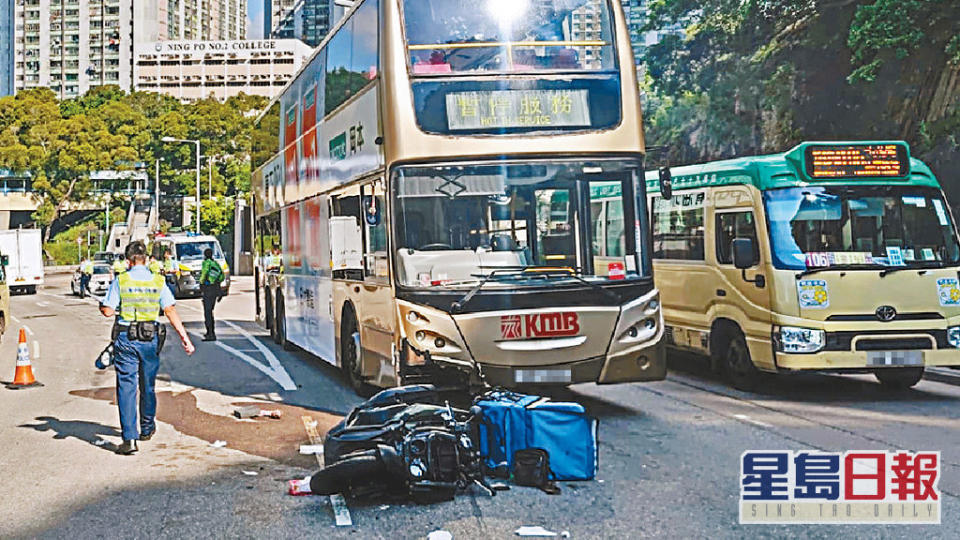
xmin=722 ymin=331 xmax=762 ymax=392
xmin=340 ymin=311 xmax=373 ymax=396
xmin=875 ymin=367 xmax=924 ymax=390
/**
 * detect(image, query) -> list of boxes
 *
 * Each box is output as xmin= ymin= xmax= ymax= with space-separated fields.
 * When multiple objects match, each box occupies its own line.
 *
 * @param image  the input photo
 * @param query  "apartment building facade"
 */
xmin=10 ymin=0 xmax=246 ymax=99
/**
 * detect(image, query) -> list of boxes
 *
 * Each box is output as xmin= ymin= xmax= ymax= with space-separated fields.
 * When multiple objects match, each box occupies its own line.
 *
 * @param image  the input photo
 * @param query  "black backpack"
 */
xmin=512 ymin=448 xmax=561 ymax=495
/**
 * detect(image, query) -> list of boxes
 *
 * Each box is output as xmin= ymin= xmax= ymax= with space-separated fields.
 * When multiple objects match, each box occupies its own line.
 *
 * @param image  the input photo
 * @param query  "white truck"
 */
xmin=0 ymin=229 xmax=44 ymax=294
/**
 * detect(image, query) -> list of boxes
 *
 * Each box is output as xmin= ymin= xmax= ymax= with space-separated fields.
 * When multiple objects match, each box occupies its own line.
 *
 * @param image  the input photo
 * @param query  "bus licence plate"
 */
xmin=867 ymin=351 xmax=923 ymax=367
xmin=515 ymin=369 xmax=572 ymax=384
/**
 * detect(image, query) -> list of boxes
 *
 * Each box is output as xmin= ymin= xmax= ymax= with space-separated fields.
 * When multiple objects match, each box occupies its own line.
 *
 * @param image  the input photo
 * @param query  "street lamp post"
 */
xmin=161 ymin=136 xmax=201 ymax=234
xmin=155 ymin=157 xmax=164 ymax=228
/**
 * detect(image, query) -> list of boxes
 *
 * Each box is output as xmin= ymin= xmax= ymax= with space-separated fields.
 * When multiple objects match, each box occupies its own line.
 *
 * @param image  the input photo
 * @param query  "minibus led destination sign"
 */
xmin=804 ymin=143 xmax=909 ymax=179
xmin=446 ymin=89 xmax=591 ymax=130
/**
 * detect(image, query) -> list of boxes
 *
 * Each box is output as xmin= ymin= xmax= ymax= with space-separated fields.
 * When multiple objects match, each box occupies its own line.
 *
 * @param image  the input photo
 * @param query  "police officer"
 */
xmin=199 ymin=248 xmax=224 ymax=342
xmin=100 ymin=241 xmax=195 ymax=455
xmin=79 ymin=257 xmax=94 ymax=299
xmin=148 ymin=255 xmax=162 ymax=274
xmin=112 ymin=254 xmax=127 ymax=276
xmin=162 ymin=250 xmax=178 ymax=297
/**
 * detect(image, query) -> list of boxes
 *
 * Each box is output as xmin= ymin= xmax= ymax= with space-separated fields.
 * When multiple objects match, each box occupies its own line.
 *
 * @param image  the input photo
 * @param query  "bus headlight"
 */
xmin=948 ymin=326 xmax=960 ymax=348
xmin=776 ymin=326 xmax=825 ymax=354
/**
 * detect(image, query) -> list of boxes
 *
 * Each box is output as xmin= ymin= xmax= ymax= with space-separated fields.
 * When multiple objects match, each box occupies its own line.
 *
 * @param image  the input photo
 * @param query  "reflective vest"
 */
xmin=163 ymin=259 xmax=177 ymax=273
xmin=148 ymin=260 xmax=162 ymax=273
xmin=81 ymin=260 xmax=94 ymax=274
xmin=112 ymin=260 xmax=126 ymax=273
xmin=117 ymin=272 xmax=165 ymax=322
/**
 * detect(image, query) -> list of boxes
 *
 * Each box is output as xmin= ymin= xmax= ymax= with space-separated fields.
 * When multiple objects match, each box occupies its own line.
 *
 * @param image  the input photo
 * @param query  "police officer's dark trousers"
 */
xmin=201 ymin=283 xmax=218 ymax=338
xmin=79 ymin=274 xmax=90 ymax=298
xmin=113 ymin=331 xmax=160 ymax=440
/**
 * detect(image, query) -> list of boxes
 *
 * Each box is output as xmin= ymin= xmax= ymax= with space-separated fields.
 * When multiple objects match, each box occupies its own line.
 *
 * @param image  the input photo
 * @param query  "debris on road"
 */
xmin=93 ymin=439 xmax=106 ymax=447
xmin=515 ymin=526 xmax=558 ymax=537
xmin=377 ymin=504 xmax=390 ymax=511
xmin=330 ymin=494 xmax=352 ymax=526
xmin=241 ymin=470 xmax=258 ymax=476
xmin=299 ymin=444 xmax=324 ymax=455
xmin=427 ymin=531 xmax=453 ymax=540
xmin=233 ymin=405 xmax=282 ymax=419
xmin=287 ymin=477 xmax=312 ymax=496
xmin=210 ymin=440 xmax=227 ymax=448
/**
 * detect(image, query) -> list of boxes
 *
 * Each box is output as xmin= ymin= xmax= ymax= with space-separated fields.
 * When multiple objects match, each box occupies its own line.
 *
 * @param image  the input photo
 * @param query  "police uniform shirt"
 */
xmin=102 ymin=265 xmax=176 ymax=326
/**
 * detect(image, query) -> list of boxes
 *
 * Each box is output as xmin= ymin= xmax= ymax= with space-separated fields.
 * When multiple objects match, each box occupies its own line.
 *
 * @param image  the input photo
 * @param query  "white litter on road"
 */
xmin=330 ymin=494 xmax=352 ymax=526
xmin=427 ymin=531 xmax=453 ymax=540
xmin=93 ymin=440 xmax=106 ymax=447
xmin=210 ymin=440 xmax=227 ymax=448
xmin=378 ymin=504 xmax=390 ymax=511
xmin=516 ymin=526 xmax=558 ymax=537
xmin=299 ymin=444 xmax=324 ymax=455
xmin=241 ymin=470 xmax=258 ymax=476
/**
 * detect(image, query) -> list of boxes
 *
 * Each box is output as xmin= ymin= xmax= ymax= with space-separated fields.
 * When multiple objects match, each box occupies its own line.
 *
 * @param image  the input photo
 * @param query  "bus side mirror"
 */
xmin=658 ymin=167 xmax=673 ymax=200
xmin=1 ymin=255 xmax=8 ymax=266
xmin=732 ymin=238 xmax=756 ymax=270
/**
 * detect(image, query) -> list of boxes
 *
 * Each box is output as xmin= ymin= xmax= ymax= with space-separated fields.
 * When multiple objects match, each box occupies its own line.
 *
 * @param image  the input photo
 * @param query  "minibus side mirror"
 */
xmin=0 ymin=255 xmax=8 ymax=266
xmin=732 ymin=238 xmax=756 ymax=270
xmin=732 ymin=238 xmax=765 ymax=288
xmin=658 ymin=167 xmax=673 ymax=200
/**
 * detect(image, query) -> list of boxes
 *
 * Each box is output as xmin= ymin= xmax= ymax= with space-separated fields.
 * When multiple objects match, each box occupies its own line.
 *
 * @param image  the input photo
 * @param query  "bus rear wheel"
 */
xmin=265 ymin=288 xmax=275 ymax=340
xmin=875 ymin=367 xmax=924 ymax=389
xmin=723 ymin=331 xmax=762 ymax=392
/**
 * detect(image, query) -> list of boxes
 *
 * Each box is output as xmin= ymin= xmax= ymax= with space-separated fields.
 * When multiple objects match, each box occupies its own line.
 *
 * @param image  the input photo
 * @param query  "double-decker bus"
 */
xmin=251 ymin=0 xmax=665 ymax=394
xmin=646 ymin=142 xmax=960 ymax=390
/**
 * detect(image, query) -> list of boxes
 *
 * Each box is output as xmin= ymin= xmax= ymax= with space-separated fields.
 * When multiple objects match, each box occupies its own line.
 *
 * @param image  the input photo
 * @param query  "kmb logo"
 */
xmin=500 ymin=313 xmax=580 ymax=340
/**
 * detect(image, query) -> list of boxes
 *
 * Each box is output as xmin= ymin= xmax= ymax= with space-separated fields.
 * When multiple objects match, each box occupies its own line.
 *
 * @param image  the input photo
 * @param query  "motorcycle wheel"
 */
xmin=309 ymin=454 xmax=385 ymax=496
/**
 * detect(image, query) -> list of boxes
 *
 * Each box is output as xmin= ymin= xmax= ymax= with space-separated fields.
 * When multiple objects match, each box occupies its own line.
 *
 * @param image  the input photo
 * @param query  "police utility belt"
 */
xmin=112 ymin=321 xmax=167 ymax=352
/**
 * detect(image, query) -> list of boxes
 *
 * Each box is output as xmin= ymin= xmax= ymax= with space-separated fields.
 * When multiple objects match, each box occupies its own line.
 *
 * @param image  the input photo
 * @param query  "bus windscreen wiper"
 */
xmin=795 ymin=264 xmax=884 ymax=279
xmin=450 ymin=268 xmax=524 ymax=313
xmin=520 ymin=266 xmax=621 ymax=302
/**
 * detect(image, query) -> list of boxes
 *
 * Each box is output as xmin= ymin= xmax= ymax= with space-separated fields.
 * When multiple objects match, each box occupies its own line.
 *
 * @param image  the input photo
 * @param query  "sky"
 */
xmin=247 ymin=0 xmax=265 ymax=40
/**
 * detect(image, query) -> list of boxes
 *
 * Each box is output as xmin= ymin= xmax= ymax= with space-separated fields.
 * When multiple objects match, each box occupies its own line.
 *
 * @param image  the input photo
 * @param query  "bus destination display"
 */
xmin=804 ymin=144 xmax=909 ymax=179
xmin=446 ymin=89 xmax=591 ymax=131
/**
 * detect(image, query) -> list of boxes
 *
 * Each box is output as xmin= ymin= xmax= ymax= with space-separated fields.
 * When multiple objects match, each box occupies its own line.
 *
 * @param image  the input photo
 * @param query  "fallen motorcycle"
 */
xmin=309 ymin=385 xmax=494 ymax=503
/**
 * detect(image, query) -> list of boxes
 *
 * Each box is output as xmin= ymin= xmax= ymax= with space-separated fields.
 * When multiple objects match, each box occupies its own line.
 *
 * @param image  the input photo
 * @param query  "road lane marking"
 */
xmin=10 ymin=315 xmax=20 ymax=323
xmin=301 ymin=415 xmax=352 ymax=527
xmin=35 ymin=300 xmax=49 ymax=307
xmin=23 ymin=325 xmax=34 ymax=336
xmin=187 ymin=329 xmax=296 ymax=391
xmin=733 ymin=414 xmax=772 ymax=428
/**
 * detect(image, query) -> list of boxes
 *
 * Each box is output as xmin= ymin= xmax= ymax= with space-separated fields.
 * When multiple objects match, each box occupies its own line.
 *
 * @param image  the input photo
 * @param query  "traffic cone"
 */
xmin=8 ymin=328 xmax=41 ymax=389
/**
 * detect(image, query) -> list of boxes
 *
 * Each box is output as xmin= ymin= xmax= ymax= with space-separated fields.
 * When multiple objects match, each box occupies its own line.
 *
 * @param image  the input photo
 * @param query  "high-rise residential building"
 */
xmin=13 ymin=0 xmax=136 ymax=99
xmin=267 ymin=0 xmax=335 ymax=47
xmin=11 ymin=0 xmax=246 ymax=100
xmin=0 ymin=0 xmax=14 ymax=96
xmin=620 ymin=0 xmax=684 ymax=66
xmin=136 ymin=0 xmax=247 ymax=43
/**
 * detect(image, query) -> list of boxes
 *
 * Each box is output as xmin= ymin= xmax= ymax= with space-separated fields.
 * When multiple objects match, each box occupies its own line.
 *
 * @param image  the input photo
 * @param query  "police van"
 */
xmin=646 ymin=142 xmax=960 ymax=390
xmin=151 ymin=234 xmax=230 ymax=298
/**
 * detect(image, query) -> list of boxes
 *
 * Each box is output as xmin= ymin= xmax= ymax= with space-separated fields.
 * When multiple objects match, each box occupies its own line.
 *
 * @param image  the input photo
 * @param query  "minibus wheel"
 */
xmin=723 ymin=332 xmax=761 ymax=391
xmin=874 ymin=367 xmax=923 ymax=389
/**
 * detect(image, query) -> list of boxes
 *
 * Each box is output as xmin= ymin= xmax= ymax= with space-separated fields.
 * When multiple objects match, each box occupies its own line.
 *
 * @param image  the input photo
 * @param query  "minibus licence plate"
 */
xmin=866 ymin=351 xmax=923 ymax=367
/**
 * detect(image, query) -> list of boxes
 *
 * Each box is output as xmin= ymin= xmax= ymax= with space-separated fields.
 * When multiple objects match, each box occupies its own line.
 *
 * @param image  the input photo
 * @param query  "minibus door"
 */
xmin=713 ymin=202 xmax=773 ymax=368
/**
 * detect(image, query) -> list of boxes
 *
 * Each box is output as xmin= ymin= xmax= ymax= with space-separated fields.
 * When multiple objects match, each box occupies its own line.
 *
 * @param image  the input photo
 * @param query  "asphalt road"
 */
xmin=2 ymin=273 xmax=960 ymax=538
